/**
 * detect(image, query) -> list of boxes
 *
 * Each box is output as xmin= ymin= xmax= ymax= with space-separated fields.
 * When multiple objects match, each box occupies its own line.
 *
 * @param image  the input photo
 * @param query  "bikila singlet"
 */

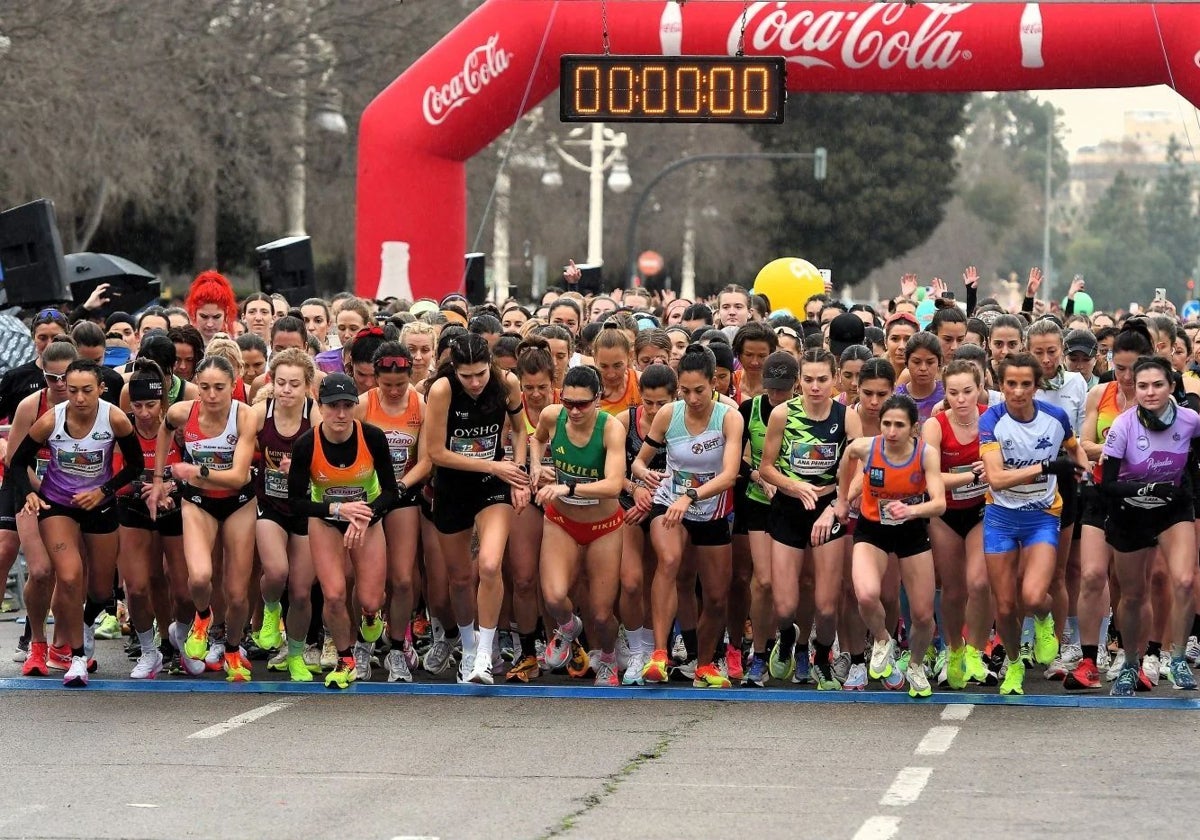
xmin=181 ymin=401 xmax=244 ymax=499
xmin=935 ymin=406 xmax=986 ymax=509
xmin=441 ymin=376 xmax=506 ymax=483
xmin=552 ymin=410 xmax=609 ymax=507
xmin=256 ymin=398 xmax=314 ymax=511
xmin=774 ymin=398 xmax=848 ymax=488
xmin=40 ymin=401 xmax=116 ymax=507
xmin=363 ymin=388 xmax=421 ymax=482
xmin=652 ymin=401 xmax=732 ymax=522
xmin=860 ymin=437 xmax=928 ymax=525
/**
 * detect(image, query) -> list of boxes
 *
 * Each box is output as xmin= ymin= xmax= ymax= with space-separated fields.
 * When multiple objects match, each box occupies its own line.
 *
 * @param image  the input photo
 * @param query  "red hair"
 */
xmin=185 ymin=270 xmax=238 ymax=326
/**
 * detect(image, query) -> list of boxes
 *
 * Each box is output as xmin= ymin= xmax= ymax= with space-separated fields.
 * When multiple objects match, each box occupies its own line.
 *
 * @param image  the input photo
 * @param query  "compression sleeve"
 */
xmin=966 ymin=284 xmax=977 ymax=317
xmin=99 ymin=430 xmax=143 ymax=497
xmin=287 ymin=430 xmax=327 ymax=519
xmin=1098 ymin=455 xmax=1174 ymax=500
xmin=7 ymin=433 xmax=42 ymax=503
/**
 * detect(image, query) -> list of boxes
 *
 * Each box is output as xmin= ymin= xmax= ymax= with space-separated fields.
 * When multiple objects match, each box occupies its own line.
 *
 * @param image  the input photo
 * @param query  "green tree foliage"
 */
xmin=1145 ymin=136 xmax=1200 ymax=287
xmin=747 ymin=93 xmax=968 ymax=288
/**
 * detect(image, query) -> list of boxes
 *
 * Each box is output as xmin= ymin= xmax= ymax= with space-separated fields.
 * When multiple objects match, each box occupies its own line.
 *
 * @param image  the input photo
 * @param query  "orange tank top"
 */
xmin=309 ymin=421 xmax=381 ymax=504
xmin=860 ymin=437 xmax=927 ymax=525
xmin=600 ymin=369 xmax=640 ymax=416
xmin=363 ymin=387 xmax=422 ymax=480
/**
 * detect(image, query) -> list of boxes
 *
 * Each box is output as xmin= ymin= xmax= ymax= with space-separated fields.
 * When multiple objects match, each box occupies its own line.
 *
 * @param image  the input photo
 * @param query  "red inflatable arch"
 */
xmin=356 ymin=1 xmax=1200 ymax=302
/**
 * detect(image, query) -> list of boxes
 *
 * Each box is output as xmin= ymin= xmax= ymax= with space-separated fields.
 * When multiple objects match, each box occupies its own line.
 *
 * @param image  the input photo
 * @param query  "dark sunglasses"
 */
xmin=44 ymin=372 xmax=67 ymax=384
xmin=36 ymin=308 xmax=66 ymax=322
xmin=374 ymin=355 xmax=411 ymax=371
xmin=561 ymin=398 xmax=595 ymax=411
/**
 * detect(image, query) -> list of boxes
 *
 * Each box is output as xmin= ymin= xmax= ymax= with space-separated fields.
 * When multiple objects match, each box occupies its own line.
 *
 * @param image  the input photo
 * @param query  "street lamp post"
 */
xmin=546 ymin=123 xmax=632 ymax=267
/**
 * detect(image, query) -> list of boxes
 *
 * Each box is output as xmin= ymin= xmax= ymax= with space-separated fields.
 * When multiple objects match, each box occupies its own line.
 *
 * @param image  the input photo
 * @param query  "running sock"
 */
xmin=197 ymin=606 xmax=213 ymax=621
xmin=458 ymin=624 xmax=476 ymax=655
xmin=337 ymin=647 xmax=353 ymax=660
xmin=1063 ymin=616 xmax=1079 ymax=647
xmin=443 ymin=620 xmax=460 ymax=640
xmin=519 ymin=632 xmax=538 ymax=658
xmin=136 ymin=627 xmax=155 ymax=654
xmin=681 ymin=628 xmax=698 ymax=661
xmin=19 ymin=620 xmax=31 ymax=644
xmin=307 ymin=585 xmax=323 ymax=644
xmin=1020 ymin=616 xmax=1035 ymax=646
xmin=1081 ymin=644 xmax=1099 ymax=663
xmin=264 ymin=600 xmax=282 ymax=614
xmin=477 ymin=626 xmax=497 ymax=661
xmin=71 ymin=646 xmax=85 ymax=658
xmin=287 ymin=637 xmax=305 ymax=658
xmin=1172 ymin=644 xmax=1186 ymax=662
xmin=851 ymin=652 xmax=865 ymax=665
xmin=778 ymin=624 xmax=798 ymax=656
xmin=813 ymin=640 xmax=833 ymax=672
xmin=636 ymin=627 xmax=653 ymax=655
xmin=83 ymin=597 xmax=106 ymax=626
xmin=1146 ymin=640 xmax=1162 ymax=658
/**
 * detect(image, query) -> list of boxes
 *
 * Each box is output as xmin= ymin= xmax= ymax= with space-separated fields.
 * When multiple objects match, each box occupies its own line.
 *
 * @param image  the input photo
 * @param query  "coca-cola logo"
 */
xmin=729 ymin=2 xmax=971 ymax=71
xmin=423 ymin=33 xmax=512 ymax=126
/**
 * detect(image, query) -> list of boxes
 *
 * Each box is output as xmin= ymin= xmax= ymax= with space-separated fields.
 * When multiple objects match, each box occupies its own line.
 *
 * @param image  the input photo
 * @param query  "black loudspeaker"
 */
xmin=256 ymin=236 xmax=316 ymax=305
xmin=67 ymin=253 xmax=161 ymax=320
xmin=0 ymin=199 xmax=70 ymax=308
xmin=575 ymin=263 xmax=602 ymax=296
xmin=464 ymin=252 xmax=486 ymax=305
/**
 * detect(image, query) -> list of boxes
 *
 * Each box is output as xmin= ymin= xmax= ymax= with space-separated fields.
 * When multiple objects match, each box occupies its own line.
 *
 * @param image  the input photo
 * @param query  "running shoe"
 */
xmin=1043 ymin=657 xmax=1070 ymax=681
xmin=869 ymin=638 xmax=894 ymax=680
xmin=359 ymin=611 xmax=384 ymax=644
xmin=725 ymin=646 xmax=745 ymax=682
xmin=615 ymin=631 xmax=632 ymax=672
xmin=544 ymin=615 xmax=583 ymax=670
xmin=205 ymin=640 xmax=226 ymax=672
xmin=1018 ymin=642 xmax=1035 ymax=668
xmin=184 ymin=613 xmax=211 ymax=661
xmin=21 ymin=642 xmax=49 ymax=677
xmin=642 ymin=649 xmax=670 ymax=683
xmin=411 ymin=614 xmax=431 ymax=642
xmin=267 ymin=647 xmax=288 ymax=672
xmin=12 ymin=635 xmax=29 ymax=663
xmin=83 ymin=624 xmax=95 ymax=660
xmin=423 ymin=636 xmax=456 ymax=676
xmin=1061 ymin=643 xmax=1083 ymax=669
xmin=400 ymin=640 xmax=420 ymax=671
xmin=1063 ymin=658 xmax=1102 ymax=691
xmin=1096 ymin=646 xmax=1111 ymax=672
xmin=672 ymin=658 xmax=697 ymax=682
xmin=321 ymin=635 xmax=338 ymax=670
xmin=500 ymin=631 xmax=516 ymax=664
xmin=792 ymin=652 xmax=811 ymax=684
xmin=1000 ymin=660 xmax=1026 ymax=696
xmin=743 ymin=655 xmax=767 ymax=688
xmin=693 ymin=663 xmax=731 ymax=688
xmin=620 ymin=651 xmax=645 ymax=686
xmin=384 ymin=648 xmax=414 ymax=683
xmin=768 ymin=636 xmax=796 ymax=682
xmin=63 ymin=655 xmax=89 ymax=687
xmin=943 ymin=647 xmax=967 ymax=690
xmin=325 ymin=657 xmax=356 ymax=689
xmin=258 ymin=603 xmax=284 ymax=651
xmin=286 ymin=654 xmax=313 ymax=682
xmin=224 ymin=649 xmax=252 ymax=682
xmin=507 ymin=653 xmax=541 ymax=683
xmin=353 ymin=641 xmax=374 ymax=681
xmin=882 ymin=664 xmax=907 ymax=691
xmin=907 ymin=663 xmax=932 ymax=698
xmin=304 ymin=642 xmax=325 ymax=673
xmin=671 ymin=633 xmax=688 ymax=663
xmin=931 ymin=647 xmax=947 ymax=682
xmin=813 ymin=660 xmax=841 ymax=691
xmin=169 ymin=622 xmax=206 ymax=676
xmin=1135 ymin=668 xmax=1154 ymax=692
xmin=47 ymin=643 xmax=71 ymax=671
xmin=896 ymin=649 xmax=912 ymax=676
xmin=566 ymin=643 xmax=592 ymax=679
xmin=1142 ymin=654 xmax=1162 ymax=685
xmin=467 ymin=650 xmax=494 ymax=685
xmin=837 ymin=661 xmax=865 ymax=690
xmin=1110 ymin=666 xmax=1137 ymax=697
xmin=1186 ymin=636 xmax=1200 ymax=665
xmin=1166 ymin=657 xmax=1197 ymax=690
xmin=130 ymin=648 xmax=163 ymax=680
xmin=594 ymin=656 xmax=620 ymax=687
xmin=94 ymin=612 xmax=121 ymax=640
xmin=457 ymin=651 xmax=476 ymax=684
xmin=1105 ymin=648 xmax=1126 ymax=682
xmin=963 ymin=645 xmax=996 ymax=686
xmin=831 ymin=651 xmax=851 ymax=683
xmin=1032 ymin=615 xmax=1058 ymax=666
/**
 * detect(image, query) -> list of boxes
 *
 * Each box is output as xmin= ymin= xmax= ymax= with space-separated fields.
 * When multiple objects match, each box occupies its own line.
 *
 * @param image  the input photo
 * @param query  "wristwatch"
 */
xmin=685 ymin=488 xmax=699 ymax=501
xmin=199 ymin=464 xmax=210 ymax=479
xmin=565 ymin=480 xmax=577 ymax=498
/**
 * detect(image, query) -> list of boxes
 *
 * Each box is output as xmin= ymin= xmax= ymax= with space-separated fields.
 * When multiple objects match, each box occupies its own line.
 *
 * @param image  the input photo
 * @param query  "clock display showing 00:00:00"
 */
xmin=561 ymin=56 xmax=786 ymax=123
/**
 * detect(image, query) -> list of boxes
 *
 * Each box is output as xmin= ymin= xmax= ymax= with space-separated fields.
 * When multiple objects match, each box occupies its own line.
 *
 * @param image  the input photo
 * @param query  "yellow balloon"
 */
xmin=752 ymin=258 xmax=825 ymax=317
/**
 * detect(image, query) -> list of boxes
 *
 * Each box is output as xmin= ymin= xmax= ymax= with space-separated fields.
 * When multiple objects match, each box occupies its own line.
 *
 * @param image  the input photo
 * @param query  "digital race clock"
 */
xmin=560 ymin=55 xmax=786 ymax=124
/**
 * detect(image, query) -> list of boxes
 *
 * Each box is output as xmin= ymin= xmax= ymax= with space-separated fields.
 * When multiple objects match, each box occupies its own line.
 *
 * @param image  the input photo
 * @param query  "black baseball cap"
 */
xmin=318 ymin=372 xmax=359 ymax=405
xmin=762 ymin=351 xmax=800 ymax=390
xmin=1065 ymin=329 xmax=1098 ymax=358
xmin=828 ymin=312 xmax=866 ymax=359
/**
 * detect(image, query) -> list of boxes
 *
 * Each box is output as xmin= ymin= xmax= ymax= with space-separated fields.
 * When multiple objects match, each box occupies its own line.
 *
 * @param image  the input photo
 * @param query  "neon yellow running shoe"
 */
xmin=183 ymin=613 xmax=211 ymax=661
xmin=94 ymin=612 xmax=122 ymax=640
xmin=359 ymin=612 xmax=384 ymax=644
xmin=1033 ymin=614 xmax=1058 ymax=666
xmin=258 ymin=602 xmax=284 ymax=651
xmin=945 ymin=646 xmax=967 ymax=690
xmin=224 ymin=650 xmax=252 ymax=683
xmin=999 ymin=660 xmax=1025 ymax=696
xmin=286 ymin=654 xmax=313 ymax=682
xmin=325 ymin=657 xmax=356 ymax=689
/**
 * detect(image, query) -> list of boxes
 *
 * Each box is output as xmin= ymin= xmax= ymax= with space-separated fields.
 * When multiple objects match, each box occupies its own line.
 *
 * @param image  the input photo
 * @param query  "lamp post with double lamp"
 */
xmin=542 ymin=123 xmax=633 ymax=269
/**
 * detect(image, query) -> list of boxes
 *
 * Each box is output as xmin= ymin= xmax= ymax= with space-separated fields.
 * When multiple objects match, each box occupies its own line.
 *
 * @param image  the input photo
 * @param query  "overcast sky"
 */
xmin=1037 ymin=84 xmax=1200 ymax=158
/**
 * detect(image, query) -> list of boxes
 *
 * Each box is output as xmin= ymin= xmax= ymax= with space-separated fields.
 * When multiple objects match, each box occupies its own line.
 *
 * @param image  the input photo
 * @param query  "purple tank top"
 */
xmin=1103 ymin=405 xmax=1200 ymax=484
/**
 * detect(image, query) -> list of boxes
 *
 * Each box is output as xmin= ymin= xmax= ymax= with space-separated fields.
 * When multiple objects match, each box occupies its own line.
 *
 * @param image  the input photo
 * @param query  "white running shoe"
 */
xmin=622 ymin=651 xmax=646 ymax=685
xmin=1061 ymin=643 xmax=1083 ymax=668
xmin=593 ymin=656 xmax=619 ymax=687
xmin=320 ymin=635 xmax=338 ymax=669
xmin=12 ymin=637 xmax=29 ymax=663
xmin=1105 ymin=648 xmax=1126 ymax=682
xmin=843 ymin=662 xmax=868 ymax=691
xmin=130 ymin=648 xmax=163 ymax=680
xmin=401 ymin=641 xmax=420 ymax=671
xmin=1142 ymin=653 xmax=1162 ymax=685
xmin=1044 ymin=657 xmax=1070 ymax=680
xmin=1186 ymin=636 xmax=1200 ymax=665
xmin=424 ymin=637 xmax=456 ymax=675
xmin=1096 ymin=646 xmax=1111 ymax=672
xmin=83 ymin=624 xmax=95 ymax=660
xmin=671 ymin=634 xmax=688 ymax=663
xmin=544 ymin=615 xmax=582 ymax=670
xmin=384 ymin=648 xmax=413 ymax=683
xmin=353 ymin=641 xmax=374 ymax=681
xmin=205 ymin=640 xmax=226 ymax=670
xmin=63 ymin=655 xmax=89 ymax=687
xmin=457 ymin=651 xmax=476 ymax=684
xmin=170 ymin=622 xmax=206 ymax=676
xmin=467 ymin=650 xmax=493 ymax=684
xmin=303 ymin=642 xmax=324 ymax=673
xmin=869 ymin=637 xmax=894 ymax=680
xmin=616 ymin=630 xmax=632 ymax=672
xmin=267 ymin=646 xmax=288 ymax=671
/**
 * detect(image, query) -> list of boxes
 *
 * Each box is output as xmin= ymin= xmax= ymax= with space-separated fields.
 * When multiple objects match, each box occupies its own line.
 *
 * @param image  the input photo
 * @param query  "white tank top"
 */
xmin=652 ymin=401 xmax=732 ymax=522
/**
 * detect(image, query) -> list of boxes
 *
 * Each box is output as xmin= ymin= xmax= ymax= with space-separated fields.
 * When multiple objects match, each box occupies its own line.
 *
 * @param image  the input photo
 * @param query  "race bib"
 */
xmin=265 ymin=467 xmax=289 ymax=499
xmin=879 ymin=494 xmax=926 ymax=525
xmin=788 ymin=441 xmax=837 ymax=477
xmin=557 ymin=472 xmax=598 ymax=506
xmin=949 ymin=465 xmax=986 ymax=502
xmin=452 ymin=434 xmax=499 ymax=459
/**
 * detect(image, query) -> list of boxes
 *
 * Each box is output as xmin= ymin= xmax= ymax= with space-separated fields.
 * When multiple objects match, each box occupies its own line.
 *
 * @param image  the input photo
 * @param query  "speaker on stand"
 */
xmin=0 ymin=199 xmax=70 ymax=309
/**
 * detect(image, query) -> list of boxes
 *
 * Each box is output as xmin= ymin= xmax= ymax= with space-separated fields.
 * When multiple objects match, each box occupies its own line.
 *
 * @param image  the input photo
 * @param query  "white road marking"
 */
xmin=390 ymin=836 xmax=440 ymax=840
xmin=880 ymin=766 xmax=933 ymax=807
xmin=186 ymin=699 xmax=296 ymax=739
xmin=941 ymin=703 xmax=974 ymax=721
xmin=127 ymin=803 xmax=159 ymax=808
xmin=852 ymin=815 xmax=902 ymax=840
xmin=915 ymin=725 xmax=960 ymax=755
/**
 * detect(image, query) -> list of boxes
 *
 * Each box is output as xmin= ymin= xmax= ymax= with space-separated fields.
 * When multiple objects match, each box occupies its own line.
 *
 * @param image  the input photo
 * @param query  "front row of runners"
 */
xmin=8 ymin=330 xmax=1199 ymax=698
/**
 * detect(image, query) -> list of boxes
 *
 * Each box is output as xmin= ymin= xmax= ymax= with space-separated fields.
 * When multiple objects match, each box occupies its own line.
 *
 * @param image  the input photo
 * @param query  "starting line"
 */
xmin=1 ymin=677 xmax=1198 ymax=710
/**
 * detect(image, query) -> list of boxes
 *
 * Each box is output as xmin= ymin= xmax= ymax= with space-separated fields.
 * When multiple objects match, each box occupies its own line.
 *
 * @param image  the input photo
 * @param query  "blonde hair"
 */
xmin=400 ymin=320 xmax=436 ymax=346
xmin=269 ymin=347 xmax=316 ymax=384
xmin=204 ymin=337 xmax=244 ymax=376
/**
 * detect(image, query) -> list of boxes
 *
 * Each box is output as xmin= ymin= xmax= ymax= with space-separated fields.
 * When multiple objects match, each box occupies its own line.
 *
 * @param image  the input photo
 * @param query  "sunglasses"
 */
xmin=44 ymin=372 xmax=67 ymax=384
xmin=774 ymin=327 xmax=800 ymax=339
xmin=561 ymin=398 xmax=595 ymax=411
xmin=374 ymin=355 xmax=411 ymax=371
xmin=35 ymin=308 xmax=66 ymax=322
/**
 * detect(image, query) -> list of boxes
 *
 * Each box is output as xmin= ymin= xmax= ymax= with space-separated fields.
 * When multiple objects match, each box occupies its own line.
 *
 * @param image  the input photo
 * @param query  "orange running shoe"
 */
xmin=224 ymin=649 xmax=252 ymax=682
xmin=22 ymin=642 xmax=49 ymax=676
xmin=693 ymin=663 xmax=732 ymax=688
xmin=642 ymin=649 xmax=670 ymax=683
xmin=566 ymin=641 xmax=592 ymax=678
xmin=184 ymin=612 xmax=212 ymax=661
xmin=47 ymin=643 xmax=71 ymax=672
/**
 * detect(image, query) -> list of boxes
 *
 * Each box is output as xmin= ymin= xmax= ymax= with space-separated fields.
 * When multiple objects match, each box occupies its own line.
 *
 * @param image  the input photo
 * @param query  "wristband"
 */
xmin=333 ymin=502 xmax=341 ymax=520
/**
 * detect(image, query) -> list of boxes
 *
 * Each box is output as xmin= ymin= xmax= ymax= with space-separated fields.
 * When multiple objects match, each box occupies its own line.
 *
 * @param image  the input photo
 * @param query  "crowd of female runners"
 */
xmin=3 ymin=266 xmax=1200 ymax=698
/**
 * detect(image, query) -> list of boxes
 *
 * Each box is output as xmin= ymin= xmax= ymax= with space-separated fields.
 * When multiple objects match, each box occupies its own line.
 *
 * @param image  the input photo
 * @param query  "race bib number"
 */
xmin=788 ymin=441 xmax=837 ymax=477
xmin=557 ymin=472 xmax=598 ymax=506
xmin=265 ymin=467 xmax=289 ymax=499
xmin=56 ymin=447 xmax=104 ymax=479
xmin=1008 ymin=474 xmax=1049 ymax=498
xmin=452 ymin=434 xmax=499 ymax=459
xmin=950 ymin=465 xmax=986 ymax=502
xmin=879 ymin=494 xmax=926 ymax=525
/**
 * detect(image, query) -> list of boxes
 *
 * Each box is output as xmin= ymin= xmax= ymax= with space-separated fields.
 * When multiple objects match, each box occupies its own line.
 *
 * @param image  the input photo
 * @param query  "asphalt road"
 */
xmin=0 ymin=617 xmax=1196 ymax=840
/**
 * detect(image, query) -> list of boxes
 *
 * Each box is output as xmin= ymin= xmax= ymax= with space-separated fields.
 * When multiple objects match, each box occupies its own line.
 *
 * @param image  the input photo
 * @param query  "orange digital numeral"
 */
xmin=675 ymin=67 xmax=701 ymax=115
xmin=709 ymin=67 xmax=735 ymax=115
xmin=574 ymin=66 xmax=601 ymax=114
xmin=743 ymin=67 xmax=770 ymax=115
xmin=642 ymin=66 xmax=667 ymax=114
xmin=608 ymin=66 xmax=634 ymax=114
